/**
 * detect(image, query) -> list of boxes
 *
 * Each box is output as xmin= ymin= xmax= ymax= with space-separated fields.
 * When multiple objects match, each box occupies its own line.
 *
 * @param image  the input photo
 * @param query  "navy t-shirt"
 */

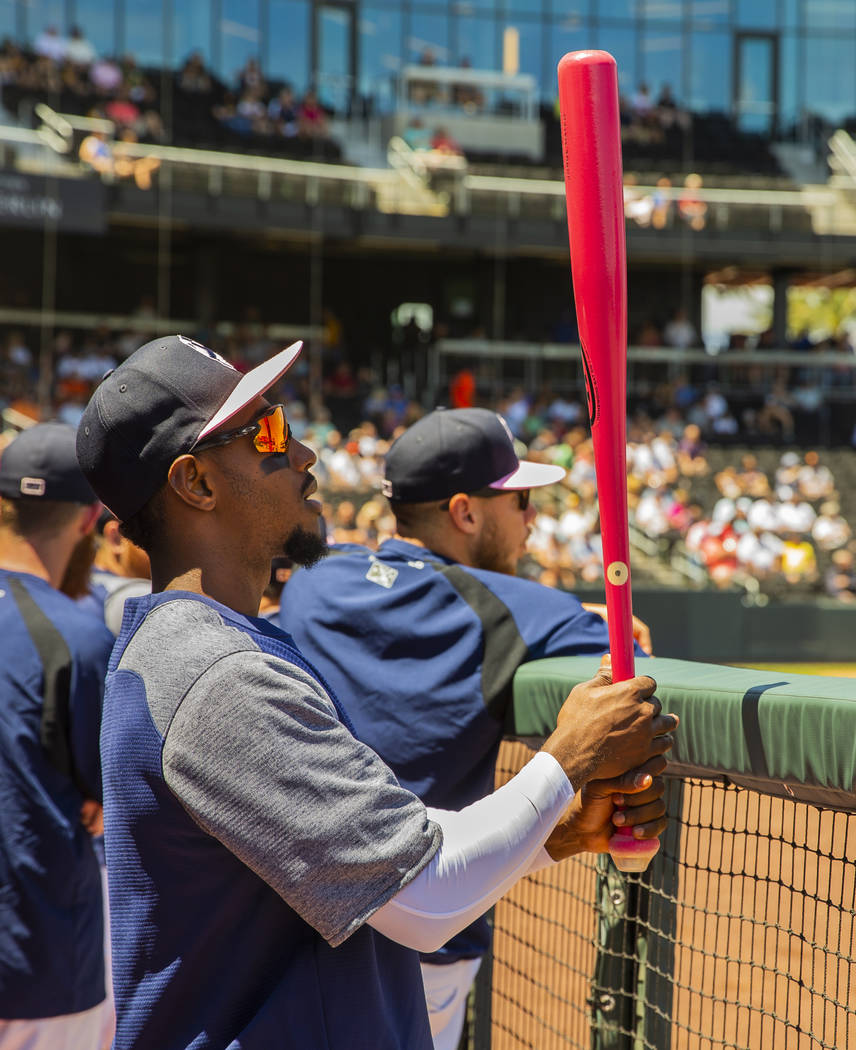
xmin=0 ymin=569 xmax=112 ymax=1018
xmin=281 ymin=539 xmax=631 ymax=962
xmin=105 ymin=591 xmax=440 ymax=1050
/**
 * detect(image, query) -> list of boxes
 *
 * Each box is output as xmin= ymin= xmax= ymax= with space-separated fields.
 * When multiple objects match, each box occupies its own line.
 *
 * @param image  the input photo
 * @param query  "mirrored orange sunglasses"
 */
xmin=193 ymin=403 xmax=290 ymax=455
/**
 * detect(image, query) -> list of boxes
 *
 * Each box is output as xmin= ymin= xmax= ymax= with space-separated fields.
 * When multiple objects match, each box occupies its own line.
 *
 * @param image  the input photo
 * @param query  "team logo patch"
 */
xmin=177 ymin=335 xmax=236 ymax=371
xmin=496 ymin=414 xmax=514 ymax=443
xmin=366 ymin=560 xmax=399 ymax=589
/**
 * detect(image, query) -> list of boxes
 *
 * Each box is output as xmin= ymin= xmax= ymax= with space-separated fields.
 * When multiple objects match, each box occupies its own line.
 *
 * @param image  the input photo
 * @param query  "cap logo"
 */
xmin=178 ymin=335 xmax=236 ymax=371
xmin=496 ymin=414 xmax=514 ymax=444
xmin=20 ymin=477 xmax=46 ymax=496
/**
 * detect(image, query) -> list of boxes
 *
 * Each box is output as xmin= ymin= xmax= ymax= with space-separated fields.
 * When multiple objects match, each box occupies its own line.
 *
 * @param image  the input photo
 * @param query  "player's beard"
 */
xmin=472 ymin=516 xmax=517 ymax=576
xmin=59 ymin=530 xmax=98 ymax=599
xmin=282 ymin=524 xmax=328 ymax=568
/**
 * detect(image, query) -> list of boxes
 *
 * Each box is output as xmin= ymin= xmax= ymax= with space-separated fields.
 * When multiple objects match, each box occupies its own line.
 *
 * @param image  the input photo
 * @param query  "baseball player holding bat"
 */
xmin=76 ymin=335 xmax=677 ymax=1050
xmin=282 ymin=407 xmax=658 ymax=1049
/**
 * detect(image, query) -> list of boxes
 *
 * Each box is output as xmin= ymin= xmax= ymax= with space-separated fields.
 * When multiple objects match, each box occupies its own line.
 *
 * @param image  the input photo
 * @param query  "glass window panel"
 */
xmin=455 ymin=15 xmax=497 ymax=70
xmin=804 ymin=34 xmax=856 ymax=124
xmin=268 ymin=0 xmax=310 ymax=91
xmin=782 ymin=0 xmax=798 ymax=26
xmin=688 ymin=29 xmax=730 ymax=112
xmin=316 ymin=5 xmax=352 ymax=113
xmin=73 ymin=0 xmax=116 ymax=59
xmin=641 ymin=24 xmax=683 ymax=104
xmin=220 ymin=0 xmax=261 ymax=84
xmin=594 ymin=0 xmax=637 ymax=18
xmin=595 ymin=25 xmax=637 ymax=97
xmin=407 ymin=10 xmax=451 ymax=66
xmin=173 ymin=0 xmax=212 ymax=69
xmin=452 ymin=0 xmax=495 ymax=13
xmin=547 ymin=15 xmax=588 ymax=90
xmin=687 ymin=0 xmax=729 ymax=25
xmin=27 ymin=0 xmax=64 ymax=42
xmin=804 ymin=0 xmax=856 ymax=30
xmin=640 ymin=0 xmax=684 ymax=19
xmin=779 ymin=31 xmax=798 ymax=134
xmin=512 ymin=20 xmax=544 ymax=95
xmin=736 ymin=34 xmax=775 ymax=132
xmin=123 ymin=0 xmax=163 ymax=67
xmin=506 ymin=0 xmax=547 ymax=14
xmin=549 ymin=0 xmax=589 ymax=14
xmin=736 ymin=0 xmax=778 ymax=27
xmin=358 ymin=5 xmax=401 ymax=110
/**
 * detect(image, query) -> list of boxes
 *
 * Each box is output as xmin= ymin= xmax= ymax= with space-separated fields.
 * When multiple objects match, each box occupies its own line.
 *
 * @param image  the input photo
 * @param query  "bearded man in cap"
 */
xmin=76 ymin=337 xmax=674 ymax=1050
xmin=281 ymin=407 xmax=653 ymax=1050
xmin=0 ymin=422 xmax=113 ymax=1049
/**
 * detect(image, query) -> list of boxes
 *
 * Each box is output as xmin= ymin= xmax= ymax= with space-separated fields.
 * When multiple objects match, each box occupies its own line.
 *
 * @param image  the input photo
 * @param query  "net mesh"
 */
xmin=484 ymin=741 xmax=856 ymax=1050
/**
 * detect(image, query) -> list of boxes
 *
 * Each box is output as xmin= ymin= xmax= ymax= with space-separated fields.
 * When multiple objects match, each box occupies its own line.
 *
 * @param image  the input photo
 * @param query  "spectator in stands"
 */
xmin=403 ymin=116 xmax=431 ymax=151
xmin=631 ymin=82 xmax=654 ymax=123
xmin=430 ymin=126 xmax=463 ymax=156
xmin=178 ymin=51 xmax=213 ymax=94
xmin=89 ymin=54 xmax=122 ymax=94
xmin=825 ymin=548 xmax=856 ymax=602
xmin=236 ymin=85 xmax=270 ymax=134
xmin=812 ymin=501 xmax=851 ymax=552
xmin=757 ymin=378 xmax=795 ymax=440
xmin=677 ymin=174 xmax=707 ymax=231
xmin=33 ymin=24 xmax=66 ymax=62
xmin=651 ymin=176 xmax=673 ymax=229
xmin=65 ymin=25 xmax=96 ymax=67
xmin=796 ymin=450 xmax=835 ymax=502
xmin=676 ymin=423 xmax=708 ymax=478
xmin=297 ymin=88 xmax=328 ymax=137
xmin=268 ymin=84 xmax=299 ymax=137
xmin=780 ymin=532 xmax=817 ymax=585
xmin=663 ymin=308 xmax=698 ymax=350
xmin=104 ymin=85 xmax=141 ymax=129
xmin=777 ymin=486 xmax=817 ymax=535
xmin=237 ymin=56 xmax=266 ymax=96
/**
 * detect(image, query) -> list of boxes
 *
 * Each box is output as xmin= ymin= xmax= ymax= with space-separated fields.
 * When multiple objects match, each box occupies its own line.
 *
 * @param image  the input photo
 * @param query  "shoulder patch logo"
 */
xmin=177 ymin=335 xmax=236 ymax=370
xmin=366 ymin=560 xmax=399 ymax=589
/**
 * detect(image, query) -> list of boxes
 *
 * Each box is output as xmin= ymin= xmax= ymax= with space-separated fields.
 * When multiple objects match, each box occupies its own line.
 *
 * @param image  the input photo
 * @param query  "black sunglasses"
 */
xmin=440 ymin=487 xmax=530 ymax=512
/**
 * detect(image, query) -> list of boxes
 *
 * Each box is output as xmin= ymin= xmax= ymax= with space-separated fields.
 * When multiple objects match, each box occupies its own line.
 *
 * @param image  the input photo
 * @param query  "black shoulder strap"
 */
xmin=7 ymin=577 xmax=82 ymax=792
xmin=431 ymin=563 xmax=529 ymax=723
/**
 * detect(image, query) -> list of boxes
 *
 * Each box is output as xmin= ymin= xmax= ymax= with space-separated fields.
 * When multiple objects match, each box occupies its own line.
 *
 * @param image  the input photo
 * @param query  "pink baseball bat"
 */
xmin=557 ymin=50 xmax=635 ymax=684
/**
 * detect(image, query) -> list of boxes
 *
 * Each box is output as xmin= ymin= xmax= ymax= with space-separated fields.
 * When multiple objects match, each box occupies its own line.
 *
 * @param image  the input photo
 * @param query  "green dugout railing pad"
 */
xmin=510 ymin=656 xmax=856 ymax=812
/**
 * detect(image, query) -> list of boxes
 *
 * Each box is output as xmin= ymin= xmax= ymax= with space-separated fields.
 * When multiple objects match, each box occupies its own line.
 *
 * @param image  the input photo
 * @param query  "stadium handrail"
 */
xmin=0 ymin=306 xmax=322 ymax=342
xmin=2 ymin=108 xmax=844 ymax=223
xmin=431 ymin=337 xmax=856 ymax=369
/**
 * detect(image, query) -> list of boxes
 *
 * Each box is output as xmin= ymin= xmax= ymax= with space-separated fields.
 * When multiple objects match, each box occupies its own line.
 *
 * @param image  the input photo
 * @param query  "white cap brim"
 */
xmin=196 ymin=341 xmax=303 ymax=441
xmin=489 ymin=460 xmax=566 ymax=490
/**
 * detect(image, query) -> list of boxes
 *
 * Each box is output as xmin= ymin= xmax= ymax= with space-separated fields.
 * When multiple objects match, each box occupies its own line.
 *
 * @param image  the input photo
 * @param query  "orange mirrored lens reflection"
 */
xmin=253 ymin=406 xmax=290 ymax=453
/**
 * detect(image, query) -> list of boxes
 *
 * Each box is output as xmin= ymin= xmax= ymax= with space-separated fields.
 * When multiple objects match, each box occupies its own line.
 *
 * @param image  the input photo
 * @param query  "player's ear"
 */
xmin=167 ymin=454 xmax=217 ymax=512
xmin=446 ymin=492 xmax=479 ymax=534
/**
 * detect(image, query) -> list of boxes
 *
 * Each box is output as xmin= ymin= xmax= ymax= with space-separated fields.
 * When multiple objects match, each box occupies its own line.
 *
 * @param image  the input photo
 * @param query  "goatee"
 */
xmin=283 ymin=524 xmax=328 ymax=568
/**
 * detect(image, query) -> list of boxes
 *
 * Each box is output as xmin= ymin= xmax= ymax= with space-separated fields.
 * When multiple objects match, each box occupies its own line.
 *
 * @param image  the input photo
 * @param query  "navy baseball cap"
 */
xmin=77 ymin=334 xmax=302 ymax=520
xmin=0 ymin=422 xmax=97 ymax=504
xmin=382 ymin=408 xmax=566 ymax=503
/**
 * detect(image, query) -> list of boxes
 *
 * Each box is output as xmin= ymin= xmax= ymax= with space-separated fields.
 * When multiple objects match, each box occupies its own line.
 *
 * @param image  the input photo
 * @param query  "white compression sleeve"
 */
xmin=367 ymin=751 xmax=572 ymax=953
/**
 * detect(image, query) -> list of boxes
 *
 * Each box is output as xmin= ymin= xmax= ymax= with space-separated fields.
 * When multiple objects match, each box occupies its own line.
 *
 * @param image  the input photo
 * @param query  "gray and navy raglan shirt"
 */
xmin=103 ymin=591 xmax=441 ymax=1050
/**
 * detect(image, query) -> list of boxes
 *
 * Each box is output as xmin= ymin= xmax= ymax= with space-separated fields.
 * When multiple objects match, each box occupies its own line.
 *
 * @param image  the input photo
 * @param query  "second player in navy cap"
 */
xmin=382 ymin=407 xmax=565 ymax=503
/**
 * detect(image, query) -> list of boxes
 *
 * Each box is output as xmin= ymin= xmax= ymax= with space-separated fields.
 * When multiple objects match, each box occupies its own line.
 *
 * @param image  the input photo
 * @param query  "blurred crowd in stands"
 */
xmin=3 ymin=321 xmax=856 ymax=604
xmin=0 ymin=30 xmax=340 ymax=162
